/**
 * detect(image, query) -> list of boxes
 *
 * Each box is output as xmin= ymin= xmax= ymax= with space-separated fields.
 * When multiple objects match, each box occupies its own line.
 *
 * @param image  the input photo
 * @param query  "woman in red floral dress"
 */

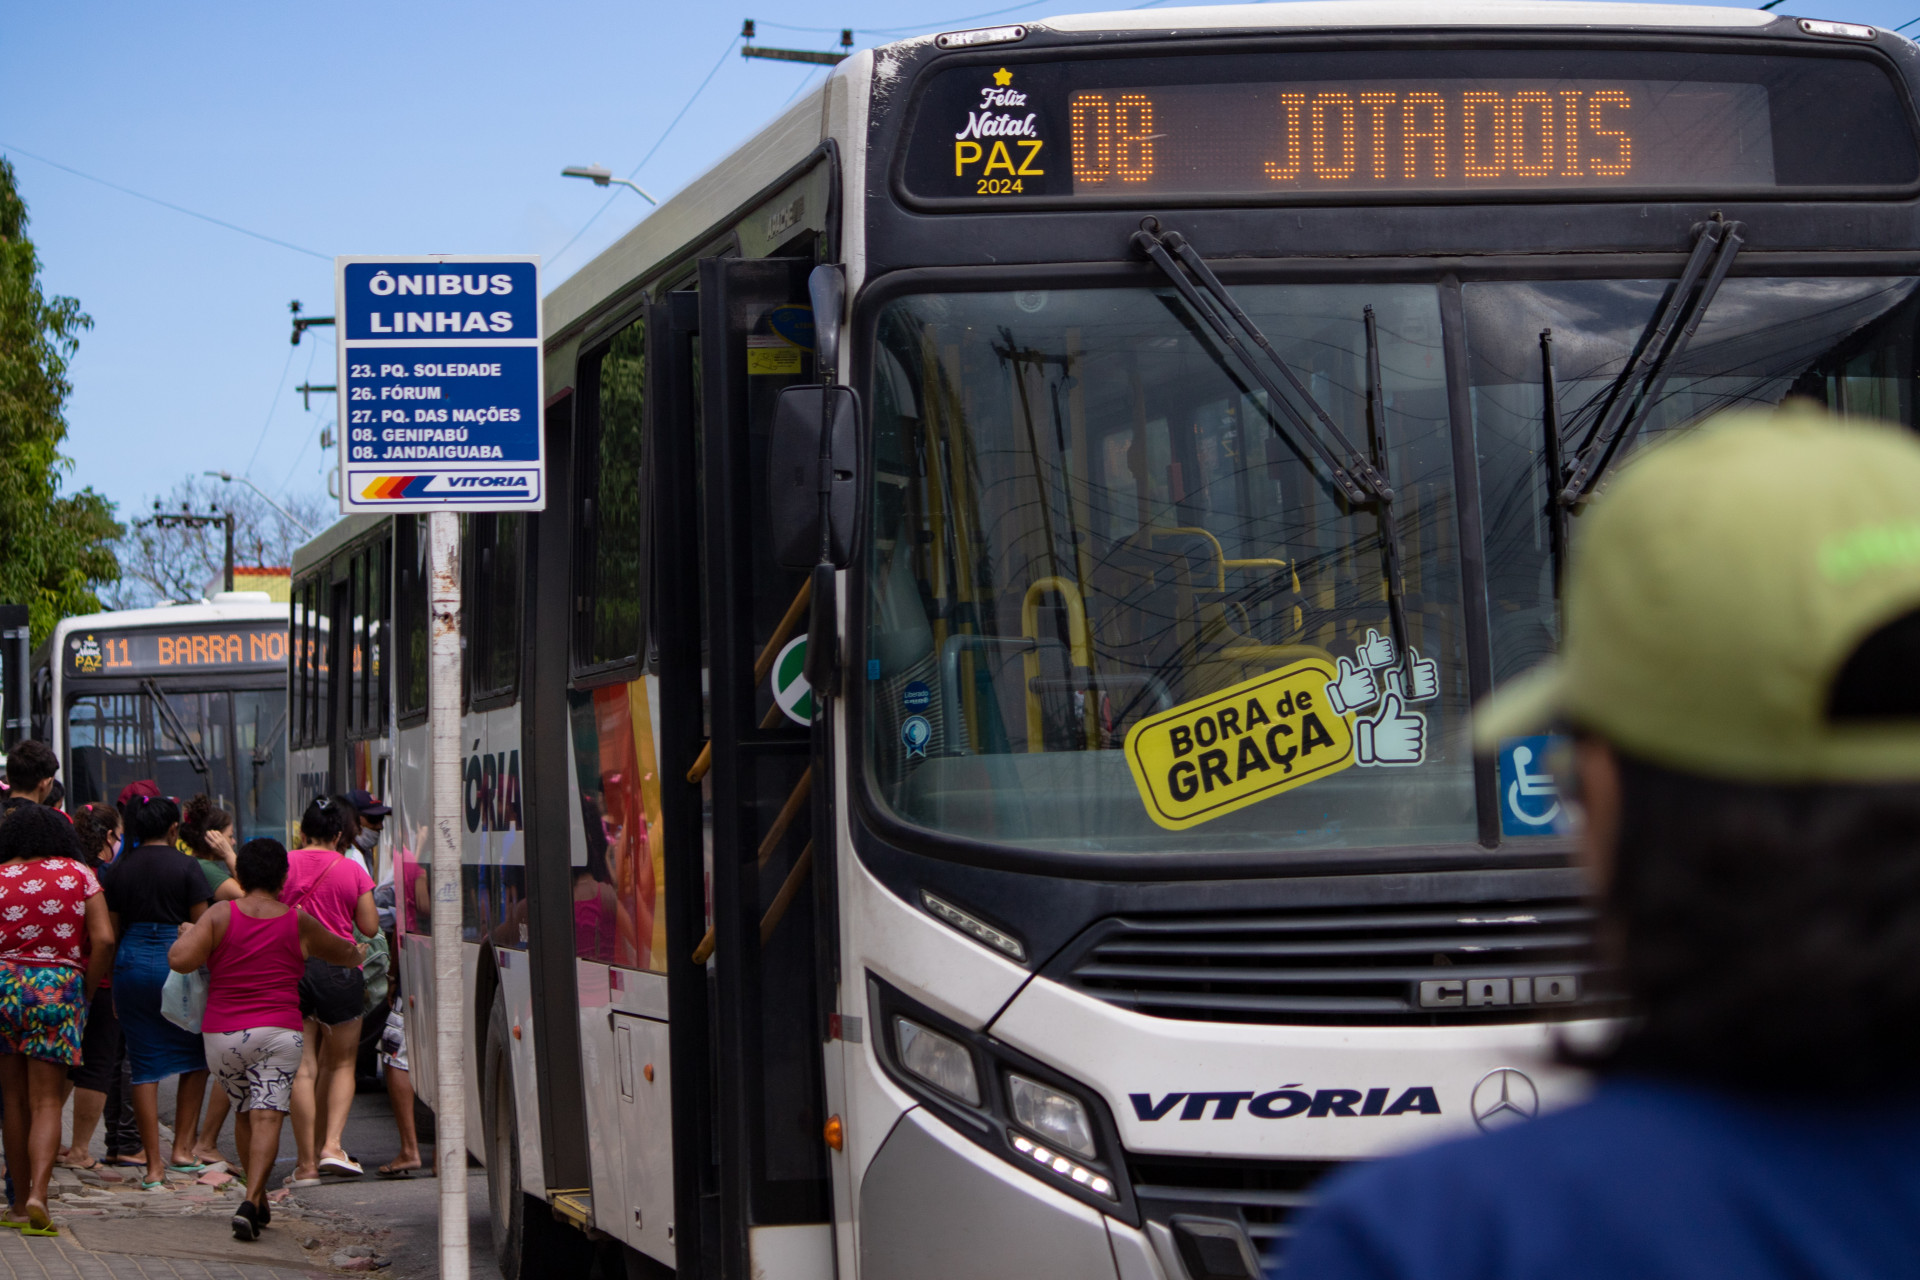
xmin=0 ymin=806 xmax=115 ymax=1234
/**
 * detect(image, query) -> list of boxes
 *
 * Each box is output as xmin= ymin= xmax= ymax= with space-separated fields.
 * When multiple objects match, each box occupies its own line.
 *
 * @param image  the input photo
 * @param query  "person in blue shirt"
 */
xmin=1282 ymin=405 xmax=1920 ymax=1280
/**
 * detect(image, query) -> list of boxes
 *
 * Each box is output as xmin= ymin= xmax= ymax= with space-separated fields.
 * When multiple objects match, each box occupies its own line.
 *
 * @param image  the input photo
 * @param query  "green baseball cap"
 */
xmin=1474 ymin=403 xmax=1920 ymax=781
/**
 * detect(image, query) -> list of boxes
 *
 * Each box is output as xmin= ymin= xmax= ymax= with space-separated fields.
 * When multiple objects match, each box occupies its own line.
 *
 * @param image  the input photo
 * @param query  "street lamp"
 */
xmin=562 ymin=164 xmax=658 ymax=205
xmin=204 ymin=471 xmax=315 ymax=538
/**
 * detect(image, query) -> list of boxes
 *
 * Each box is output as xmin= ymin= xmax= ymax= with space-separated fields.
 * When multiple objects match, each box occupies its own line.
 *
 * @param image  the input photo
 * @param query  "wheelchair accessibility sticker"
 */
xmin=1497 ymin=735 xmax=1567 ymax=836
xmin=1123 ymin=630 xmax=1441 ymax=830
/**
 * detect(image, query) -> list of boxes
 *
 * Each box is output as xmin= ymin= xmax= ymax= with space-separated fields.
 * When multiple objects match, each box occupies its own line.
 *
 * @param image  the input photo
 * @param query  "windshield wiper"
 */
xmin=1557 ymin=216 xmax=1745 ymax=505
xmin=1363 ymin=305 xmax=1413 ymax=679
xmin=1135 ymin=218 xmax=1414 ymax=675
xmin=1133 ymin=218 xmax=1390 ymax=507
xmin=1540 ymin=328 xmax=1571 ymax=589
xmin=251 ymin=705 xmax=288 ymax=770
xmin=142 ymin=678 xmax=210 ymax=777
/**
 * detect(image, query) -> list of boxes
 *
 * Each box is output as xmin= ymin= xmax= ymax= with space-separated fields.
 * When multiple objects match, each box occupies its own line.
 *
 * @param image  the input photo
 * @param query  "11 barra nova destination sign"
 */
xmin=334 ymin=255 xmax=544 ymax=512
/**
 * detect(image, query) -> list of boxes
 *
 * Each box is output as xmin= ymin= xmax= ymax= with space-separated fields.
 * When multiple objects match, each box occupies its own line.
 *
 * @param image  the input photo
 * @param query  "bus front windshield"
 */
xmin=865 ymin=284 xmax=1474 ymax=854
xmin=67 ymin=686 xmax=288 ymax=841
xmin=865 ymin=274 xmax=1920 ymax=858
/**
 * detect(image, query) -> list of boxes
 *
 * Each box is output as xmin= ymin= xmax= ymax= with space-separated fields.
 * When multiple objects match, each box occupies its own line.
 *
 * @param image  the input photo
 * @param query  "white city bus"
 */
xmin=35 ymin=597 xmax=290 ymax=836
xmin=291 ymin=3 xmax=1920 ymax=1276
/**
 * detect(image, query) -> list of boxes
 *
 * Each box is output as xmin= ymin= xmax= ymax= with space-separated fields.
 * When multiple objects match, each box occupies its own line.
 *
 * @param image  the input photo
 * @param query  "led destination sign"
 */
xmin=67 ymin=624 xmax=288 ymax=679
xmin=1064 ymin=80 xmax=1772 ymax=194
xmin=901 ymin=49 xmax=1920 ymax=202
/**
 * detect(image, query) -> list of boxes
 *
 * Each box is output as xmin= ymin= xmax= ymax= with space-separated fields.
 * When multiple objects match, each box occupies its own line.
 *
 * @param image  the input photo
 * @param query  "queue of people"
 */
xmin=0 ymin=753 xmax=414 ymax=1242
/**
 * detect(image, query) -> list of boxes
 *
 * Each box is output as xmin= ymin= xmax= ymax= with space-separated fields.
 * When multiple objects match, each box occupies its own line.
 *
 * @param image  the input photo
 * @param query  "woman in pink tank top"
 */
xmin=169 ymin=839 xmax=360 ymax=1242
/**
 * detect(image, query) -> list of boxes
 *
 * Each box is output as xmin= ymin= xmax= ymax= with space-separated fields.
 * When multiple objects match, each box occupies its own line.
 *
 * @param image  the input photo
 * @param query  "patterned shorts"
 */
xmin=0 ymin=963 xmax=86 ymax=1065
xmin=204 ymin=1027 xmax=304 ymax=1113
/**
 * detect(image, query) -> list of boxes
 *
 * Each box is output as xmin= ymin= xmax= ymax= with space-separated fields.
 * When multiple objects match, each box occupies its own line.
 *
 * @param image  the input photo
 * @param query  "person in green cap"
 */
xmin=1280 ymin=402 xmax=1920 ymax=1280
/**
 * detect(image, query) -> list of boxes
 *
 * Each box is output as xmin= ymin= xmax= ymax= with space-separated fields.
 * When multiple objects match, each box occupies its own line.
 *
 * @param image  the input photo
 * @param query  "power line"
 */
xmin=242 ymin=342 xmax=303 ymax=479
xmin=755 ymin=0 xmax=1167 ymax=40
xmin=1896 ymin=15 xmax=1920 ymax=30
xmin=756 ymin=1 xmax=1036 ymax=36
xmin=548 ymin=35 xmax=741 ymax=272
xmin=0 ymin=141 xmax=330 ymax=262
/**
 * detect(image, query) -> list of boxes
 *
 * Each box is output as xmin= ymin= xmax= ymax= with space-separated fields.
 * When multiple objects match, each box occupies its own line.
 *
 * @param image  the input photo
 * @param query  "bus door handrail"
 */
xmin=939 ymin=635 xmax=1037 ymax=756
xmin=1021 ymin=577 xmax=1099 ymax=752
xmin=141 ymin=677 xmax=210 ymax=777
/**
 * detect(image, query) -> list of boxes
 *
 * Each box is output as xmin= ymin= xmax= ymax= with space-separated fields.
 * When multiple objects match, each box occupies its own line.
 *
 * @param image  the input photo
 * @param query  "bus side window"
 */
xmin=572 ymin=313 xmax=648 ymax=677
xmin=30 ymin=666 xmax=49 ymax=742
xmin=371 ymin=535 xmax=389 ymax=732
xmin=350 ymin=548 xmax=369 ymax=734
xmin=469 ymin=513 xmax=523 ymax=703
xmin=396 ymin=515 xmax=429 ymax=721
xmin=291 ymin=578 xmax=314 ymax=747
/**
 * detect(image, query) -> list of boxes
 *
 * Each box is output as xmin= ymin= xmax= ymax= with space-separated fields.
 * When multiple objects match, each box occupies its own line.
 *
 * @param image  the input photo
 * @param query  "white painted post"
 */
xmin=429 ymin=510 xmax=470 ymax=1279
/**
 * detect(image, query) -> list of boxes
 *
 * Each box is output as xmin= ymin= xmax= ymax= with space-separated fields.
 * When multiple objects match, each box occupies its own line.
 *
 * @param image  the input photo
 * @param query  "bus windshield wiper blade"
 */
xmin=1364 ymin=304 xmax=1414 ymax=680
xmin=251 ymin=705 xmax=289 ymax=769
xmin=1540 ymin=328 xmax=1571 ymax=589
xmin=1135 ymin=219 xmax=1417 ymax=677
xmin=142 ymin=677 xmax=210 ymax=776
xmin=1133 ymin=218 xmax=1391 ymax=507
xmin=1558 ymin=217 xmax=1745 ymax=505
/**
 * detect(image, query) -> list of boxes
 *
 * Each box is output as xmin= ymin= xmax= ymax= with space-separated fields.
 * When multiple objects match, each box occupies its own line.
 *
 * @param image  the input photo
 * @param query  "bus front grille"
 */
xmin=1052 ymin=900 xmax=1606 ymax=1026
xmin=1129 ymin=1153 xmax=1341 ymax=1273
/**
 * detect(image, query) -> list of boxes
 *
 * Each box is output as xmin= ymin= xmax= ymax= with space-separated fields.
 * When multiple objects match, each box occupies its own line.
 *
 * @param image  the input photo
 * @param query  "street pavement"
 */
xmin=0 ymin=1080 xmax=501 ymax=1280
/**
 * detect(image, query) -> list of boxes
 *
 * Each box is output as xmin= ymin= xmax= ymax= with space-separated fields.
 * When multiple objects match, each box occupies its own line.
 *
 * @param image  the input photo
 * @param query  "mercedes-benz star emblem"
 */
xmin=1469 ymin=1067 xmax=1540 ymax=1132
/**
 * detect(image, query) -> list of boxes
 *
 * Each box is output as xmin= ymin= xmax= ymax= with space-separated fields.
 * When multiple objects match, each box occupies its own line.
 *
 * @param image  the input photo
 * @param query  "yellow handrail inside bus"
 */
xmin=1147 ymin=526 xmax=1227 ymax=591
xmin=1020 ymin=577 xmax=1100 ymax=752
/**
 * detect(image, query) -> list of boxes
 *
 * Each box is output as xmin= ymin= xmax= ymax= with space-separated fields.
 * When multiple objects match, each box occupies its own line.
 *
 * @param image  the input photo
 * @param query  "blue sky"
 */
xmin=5 ymin=0 xmax=1915 ymax=527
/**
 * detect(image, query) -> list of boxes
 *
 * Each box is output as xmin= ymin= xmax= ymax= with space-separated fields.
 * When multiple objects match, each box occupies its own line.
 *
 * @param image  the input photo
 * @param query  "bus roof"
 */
xmin=1041 ymin=0 xmax=1779 ymax=34
xmin=291 ymin=513 xmax=388 ymax=576
xmin=540 ymin=0 xmax=1824 ymax=345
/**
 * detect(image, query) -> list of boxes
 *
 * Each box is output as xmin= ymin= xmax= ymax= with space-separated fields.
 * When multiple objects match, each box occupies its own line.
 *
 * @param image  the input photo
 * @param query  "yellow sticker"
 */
xmin=747 ymin=345 xmax=804 ymax=376
xmin=1123 ymin=658 xmax=1355 ymax=830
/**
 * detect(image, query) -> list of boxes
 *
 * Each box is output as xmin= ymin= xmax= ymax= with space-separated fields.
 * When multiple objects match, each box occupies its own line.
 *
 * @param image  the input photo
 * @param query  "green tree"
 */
xmin=0 ymin=156 xmax=121 ymax=644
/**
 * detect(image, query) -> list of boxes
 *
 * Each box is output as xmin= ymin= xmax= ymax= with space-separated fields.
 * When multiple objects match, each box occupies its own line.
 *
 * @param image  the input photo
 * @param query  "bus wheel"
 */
xmin=483 ymin=987 xmax=593 ymax=1280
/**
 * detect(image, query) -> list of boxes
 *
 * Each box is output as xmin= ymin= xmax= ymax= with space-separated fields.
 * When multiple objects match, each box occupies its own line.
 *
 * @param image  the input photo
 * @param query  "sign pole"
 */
xmin=334 ymin=253 xmax=541 ymax=1280
xmin=428 ymin=509 xmax=469 ymax=1280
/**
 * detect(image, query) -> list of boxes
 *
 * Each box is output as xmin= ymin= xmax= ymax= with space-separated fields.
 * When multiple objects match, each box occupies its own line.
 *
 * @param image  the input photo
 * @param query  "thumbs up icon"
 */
xmin=1383 ymin=648 xmax=1440 ymax=703
xmin=1356 ymin=693 xmax=1426 ymax=766
xmin=1323 ymin=656 xmax=1380 ymax=715
xmin=1355 ymin=628 xmax=1396 ymax=670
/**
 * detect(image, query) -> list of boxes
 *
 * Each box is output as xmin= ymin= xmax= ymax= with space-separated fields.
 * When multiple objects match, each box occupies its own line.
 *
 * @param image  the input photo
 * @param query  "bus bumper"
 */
xmin=860 ymin=1105 xmax=1165 ymax=1280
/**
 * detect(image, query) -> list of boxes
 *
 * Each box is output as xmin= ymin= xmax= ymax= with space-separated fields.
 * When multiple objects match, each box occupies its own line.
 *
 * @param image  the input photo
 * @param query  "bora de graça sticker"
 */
xmin=1123 ymin=630 xmax=1438 ymax=830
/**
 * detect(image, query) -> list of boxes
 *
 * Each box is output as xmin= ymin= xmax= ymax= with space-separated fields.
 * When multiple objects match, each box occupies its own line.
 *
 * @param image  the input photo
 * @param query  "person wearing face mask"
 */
xmin=343 ymin=791 xmax=388 ymax=879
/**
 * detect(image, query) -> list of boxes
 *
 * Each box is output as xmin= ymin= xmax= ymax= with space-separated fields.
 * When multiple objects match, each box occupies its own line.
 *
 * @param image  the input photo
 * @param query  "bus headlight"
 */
xmin=895 ymin=1017 xmax=981 ymax=1105
xmin=1007 ymin=1073 xmax=1095 ymax=1158
xmin=871 ymin=977 xmax=1134 ymax=1223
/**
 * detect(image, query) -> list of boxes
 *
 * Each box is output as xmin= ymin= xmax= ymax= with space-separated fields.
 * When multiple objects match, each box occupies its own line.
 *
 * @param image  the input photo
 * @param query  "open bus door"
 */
xmin=655 ymin=257 xmax=834 ymax=1280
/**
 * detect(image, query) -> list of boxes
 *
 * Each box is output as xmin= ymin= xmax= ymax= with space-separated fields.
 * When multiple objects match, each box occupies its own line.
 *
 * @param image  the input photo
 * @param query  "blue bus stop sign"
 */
xmin=1497 ymin=734 xmax=1568 ymax=837
xmin=334 ymin=256 xmax=544 ymax=512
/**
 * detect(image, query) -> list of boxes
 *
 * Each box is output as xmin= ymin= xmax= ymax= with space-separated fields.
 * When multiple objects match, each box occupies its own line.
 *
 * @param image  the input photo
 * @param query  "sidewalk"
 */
xmin=0 ymin=1085 xmax=500 ymax=1280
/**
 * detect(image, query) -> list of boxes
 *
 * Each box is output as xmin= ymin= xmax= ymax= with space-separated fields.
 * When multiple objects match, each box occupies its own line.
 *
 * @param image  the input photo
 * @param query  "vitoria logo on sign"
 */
xmin=334 ymin=255 xmax=545 ymax=513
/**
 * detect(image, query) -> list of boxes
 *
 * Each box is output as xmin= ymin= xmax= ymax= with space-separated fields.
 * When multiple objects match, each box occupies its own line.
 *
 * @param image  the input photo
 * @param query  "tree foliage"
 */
xmin=0 ymin=157 xmax=121 ymax=644
xmin=107 ymin=474 xmax=327 ymax=608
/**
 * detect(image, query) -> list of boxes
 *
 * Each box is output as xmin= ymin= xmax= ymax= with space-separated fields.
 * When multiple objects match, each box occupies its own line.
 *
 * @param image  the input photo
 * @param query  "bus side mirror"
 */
xmin=769 ymin=384 xmax=859 ymax=570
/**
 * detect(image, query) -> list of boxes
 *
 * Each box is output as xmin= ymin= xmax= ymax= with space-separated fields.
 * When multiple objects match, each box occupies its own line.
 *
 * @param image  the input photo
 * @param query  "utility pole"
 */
xmin=290 ymin=299 xmax=336 ymax=345
xmin=295 ymin=381 xmax=337 ymax=410
xmin=427 ymin=509 xmax=467 ymax=1280
xmin=740 ymin=18 xmax=853 ymax=64
xmin=147 ymin=506 xmax=235 ymax=594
